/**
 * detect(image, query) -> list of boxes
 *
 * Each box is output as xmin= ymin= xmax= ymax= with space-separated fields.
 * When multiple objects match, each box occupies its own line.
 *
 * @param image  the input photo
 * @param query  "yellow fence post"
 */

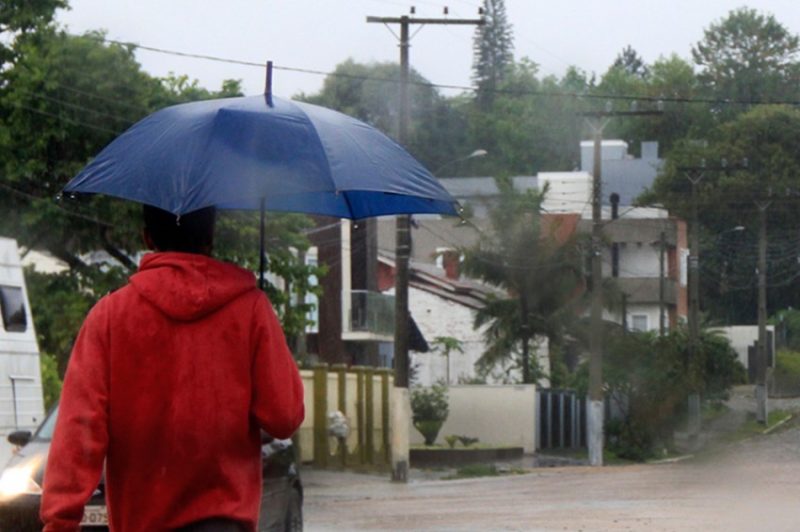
xmin=331 ymin=363 xmax=348 ymax=468
xmin=313 ymin=363 xmax=329 ymax=467
xmin=379 ymin=368 xmax=391 ymax=465
xmin=354 ymin=366 xmax=366 ymax=465
xmin=365 ymin=366 xmax=375 ymax=465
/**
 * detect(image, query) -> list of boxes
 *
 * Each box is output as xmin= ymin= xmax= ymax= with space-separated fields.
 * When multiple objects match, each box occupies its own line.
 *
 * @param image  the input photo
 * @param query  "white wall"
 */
xmin=619 ymin=245 xmax=661 ymax=278
xmin=409 ymin=384 xmax=537 ymax=453
xmin=712 ymin=325 xmax=775 ymax=369
xmin=409 ymin=287 xmax=549 ymax=386
xmin=538 ymin=172 xmax=592 ymax=217
xmin=602 ymin=243 xmax=661 ymax=278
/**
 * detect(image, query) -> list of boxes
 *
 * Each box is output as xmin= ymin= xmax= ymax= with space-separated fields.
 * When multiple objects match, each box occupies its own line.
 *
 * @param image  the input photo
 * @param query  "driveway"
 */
xmin=302 ymin=420 xmax=800 ymax=531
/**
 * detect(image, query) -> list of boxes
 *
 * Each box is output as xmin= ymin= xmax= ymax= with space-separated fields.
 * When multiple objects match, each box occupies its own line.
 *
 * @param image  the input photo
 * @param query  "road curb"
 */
xmin=648 ymin=454 xmax=695 ymax=465
xmin=763 ymin=414 xmax=794 ymax=435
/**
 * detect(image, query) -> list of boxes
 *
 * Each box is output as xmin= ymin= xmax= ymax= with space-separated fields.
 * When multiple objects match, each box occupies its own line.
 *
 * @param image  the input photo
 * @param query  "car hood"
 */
xmin=4 ymin=441 xmax=50 ymax=487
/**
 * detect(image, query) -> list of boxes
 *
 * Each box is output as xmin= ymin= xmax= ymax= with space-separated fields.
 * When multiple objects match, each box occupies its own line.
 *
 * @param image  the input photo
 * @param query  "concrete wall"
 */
xmin=712 ymin=325 xmax=776 ymax=369
xmin=409 ymin=384 xmax=537 ymax=453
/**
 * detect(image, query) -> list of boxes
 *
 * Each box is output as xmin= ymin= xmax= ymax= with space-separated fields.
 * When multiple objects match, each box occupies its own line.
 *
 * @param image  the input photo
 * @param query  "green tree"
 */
xmin=692 ymin=8 xmax=800 ymax=106
xmin=5 ymin=30 xmax=322 ymax=377
xmin=300 ymin=59 xmax=469 ymax=172
xmin=472 ymin=0 xmax=514 ymax=108
xmin=0 ymin=30 xmax=164 ymax=270
xmin=466 ymin=59 xmax=583 ymax=176
xmin=461 ymin=180 xmax=586 ymax=384
xmin=646 ymin=105 xmax=800 ymax=323
xmin=0 ymin=0 xmax=66 ymax=68
xmin=612 ymin=45 xmax=649 ymax=79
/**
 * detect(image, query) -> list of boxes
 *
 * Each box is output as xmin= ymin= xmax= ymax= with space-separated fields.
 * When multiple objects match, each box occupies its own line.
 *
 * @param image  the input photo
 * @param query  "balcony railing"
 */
xmin=347 ymin=290 xmax=395 ymax=338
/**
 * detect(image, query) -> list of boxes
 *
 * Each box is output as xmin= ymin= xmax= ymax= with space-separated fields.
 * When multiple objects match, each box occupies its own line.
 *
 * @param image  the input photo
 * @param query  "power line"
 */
xmin=77 ymin=34 xmax=800 ymax=108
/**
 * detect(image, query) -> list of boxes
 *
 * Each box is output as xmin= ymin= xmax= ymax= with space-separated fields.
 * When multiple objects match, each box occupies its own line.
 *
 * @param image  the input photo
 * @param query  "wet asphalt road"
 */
xmin=302 ymin=417 xmax=800 ymax=531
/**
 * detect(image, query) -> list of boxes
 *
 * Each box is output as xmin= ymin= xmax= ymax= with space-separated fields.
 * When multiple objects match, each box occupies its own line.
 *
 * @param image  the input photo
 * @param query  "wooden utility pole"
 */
xmin=588 ymin=124 xmax=606 ymax=467
xmin=686 ymin=168 xmax=704 ymax=444
xmin=367 ymin=10 xmax=483 ymax=483
xmin=659 ymin=230 xmax=667 ymax=336
xmin=756 ymin=200 xmax=771 ymax=424
xmin=580 ymin=107 xmax=661 ymax=467
xmin=679 ymin=160 xmax=748 ymax=443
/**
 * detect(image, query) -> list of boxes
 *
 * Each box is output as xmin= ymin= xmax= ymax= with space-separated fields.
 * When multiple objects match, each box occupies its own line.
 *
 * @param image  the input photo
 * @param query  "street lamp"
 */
xmin=433 ymin=149 xmax=488 ymax=176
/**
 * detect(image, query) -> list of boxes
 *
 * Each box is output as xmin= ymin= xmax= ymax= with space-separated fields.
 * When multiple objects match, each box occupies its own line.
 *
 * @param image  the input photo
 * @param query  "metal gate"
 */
xmin=537 ymin=389 xmax=586 ymax=450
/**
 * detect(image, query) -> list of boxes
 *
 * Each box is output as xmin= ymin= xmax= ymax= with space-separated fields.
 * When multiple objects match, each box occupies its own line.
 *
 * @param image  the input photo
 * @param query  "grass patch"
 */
xmin=774 ymin=350 xmax=800 ymax=395
xmin=702 ymin=401 xmax=730 ymax=423
xmin=603 ymin=448 xmax=637 ymax=465
xmin=723 ymin=409 xmax=793 ymax=442
xmin=538 ymin=447 xmax=588 ymax=460
xmin=410 ymin=443 xmax=515 ymax=451
xmin=442 ymin=463 xmax=527 ymax=480
xmin=777 ymin=350 xmax=800 ymax=376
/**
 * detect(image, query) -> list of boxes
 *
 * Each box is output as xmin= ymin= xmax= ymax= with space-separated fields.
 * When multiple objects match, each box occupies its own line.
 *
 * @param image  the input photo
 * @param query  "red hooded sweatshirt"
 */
xmin=41 ymin=252 xmax=305 ymax=532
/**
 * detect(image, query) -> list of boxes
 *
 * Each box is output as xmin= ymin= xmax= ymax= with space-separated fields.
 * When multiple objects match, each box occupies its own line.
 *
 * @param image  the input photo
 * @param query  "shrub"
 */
xmin=603 ymin=327 xmax=742 ymax=460
xmin=411 ymin=383 xmax=449 ymax=445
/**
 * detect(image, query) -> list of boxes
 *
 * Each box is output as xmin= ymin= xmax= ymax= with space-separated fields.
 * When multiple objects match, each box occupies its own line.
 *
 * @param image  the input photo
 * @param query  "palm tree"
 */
xmin=461 ymin=178 xmax=588 ymax=383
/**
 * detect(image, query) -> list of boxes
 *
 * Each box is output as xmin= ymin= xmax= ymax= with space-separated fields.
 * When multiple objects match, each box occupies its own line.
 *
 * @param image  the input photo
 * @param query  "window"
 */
xmin=631 ymin=314 xmax=648 ymax=333
xmin=0 ymin=285 xmax=27 ymax=333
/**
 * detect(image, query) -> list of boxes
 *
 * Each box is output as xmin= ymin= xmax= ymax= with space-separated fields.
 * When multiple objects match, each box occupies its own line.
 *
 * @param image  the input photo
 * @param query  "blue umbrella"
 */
xmin=63 ymin=95 xmax=458 ymax=219
xmin=62 ymin=91 xmax=459 ymax=286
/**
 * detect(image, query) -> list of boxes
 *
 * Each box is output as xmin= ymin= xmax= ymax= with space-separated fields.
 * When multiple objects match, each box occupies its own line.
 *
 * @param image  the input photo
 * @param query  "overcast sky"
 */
xmin=58 ymin=1 xmax=800 ymax=99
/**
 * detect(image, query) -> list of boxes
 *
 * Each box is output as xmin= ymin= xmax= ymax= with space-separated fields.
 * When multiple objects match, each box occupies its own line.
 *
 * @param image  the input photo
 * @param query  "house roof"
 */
xmin=379 ymin=253 xmax=503 ymax=310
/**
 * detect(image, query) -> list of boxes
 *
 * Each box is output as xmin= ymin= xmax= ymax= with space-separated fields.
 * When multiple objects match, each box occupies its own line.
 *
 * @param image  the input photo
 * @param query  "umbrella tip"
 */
xmin=265 ymin=61 xmax=274 ymax=107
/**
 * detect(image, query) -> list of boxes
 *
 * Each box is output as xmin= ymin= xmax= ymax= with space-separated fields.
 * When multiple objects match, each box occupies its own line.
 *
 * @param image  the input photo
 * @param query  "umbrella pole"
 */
xmin=265 ymin=61 xmax=274 ymax=107
xmin=259 ymin=198 xmax=266 ymax=291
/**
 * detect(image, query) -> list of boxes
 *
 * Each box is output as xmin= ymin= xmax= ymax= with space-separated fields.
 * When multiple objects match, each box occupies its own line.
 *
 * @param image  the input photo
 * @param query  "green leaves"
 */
xmin=461 ymin=181 xmax=587 ymax=383
xmin=692 ymin=8 xmax=800 ymax=104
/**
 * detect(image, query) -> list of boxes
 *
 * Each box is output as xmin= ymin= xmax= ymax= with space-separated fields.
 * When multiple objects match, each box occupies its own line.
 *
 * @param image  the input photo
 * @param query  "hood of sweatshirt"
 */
xmin=130 ymin=252 xmax=257 ymax=321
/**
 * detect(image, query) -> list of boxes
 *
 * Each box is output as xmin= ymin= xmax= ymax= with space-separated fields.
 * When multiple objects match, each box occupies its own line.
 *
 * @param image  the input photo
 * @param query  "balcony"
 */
xmin=616 ymin=277 xmax=677 ymax=305
xmin=343 ymin=290 xmax=395 ymax=342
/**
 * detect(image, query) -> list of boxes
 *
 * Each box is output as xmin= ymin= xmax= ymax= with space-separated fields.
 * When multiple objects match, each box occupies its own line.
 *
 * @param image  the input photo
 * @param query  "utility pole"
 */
xmin=678 ymin=160 xmax=748 ymax=443
xmin=367 ymin=9 xmax=484 ymax=483
xmin=685 ymin=167 xmax=704 ymax=446
xmin=659 ymin=230 xmax=666 ymax=337
xmin=755 ymin=199 xmax=771 ymax=424
xmin=579 ymin=106 xmax=661 ymax=467
xmin=588 ymin=122 xmax=606 ymax=467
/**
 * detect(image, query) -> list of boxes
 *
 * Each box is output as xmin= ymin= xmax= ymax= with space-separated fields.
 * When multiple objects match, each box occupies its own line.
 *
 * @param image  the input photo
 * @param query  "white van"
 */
xmin=0 ymin=237 xmax=45 ymax=466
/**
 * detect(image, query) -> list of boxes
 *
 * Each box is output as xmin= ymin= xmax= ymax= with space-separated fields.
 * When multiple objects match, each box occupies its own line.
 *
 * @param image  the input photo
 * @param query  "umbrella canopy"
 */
xmin=63 ymin=95 xmax=458 ymax=219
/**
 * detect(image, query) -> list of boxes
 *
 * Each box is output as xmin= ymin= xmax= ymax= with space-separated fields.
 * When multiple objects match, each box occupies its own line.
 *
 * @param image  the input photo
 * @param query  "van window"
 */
xmin=0 ymin=285 xmax=27 ymax=332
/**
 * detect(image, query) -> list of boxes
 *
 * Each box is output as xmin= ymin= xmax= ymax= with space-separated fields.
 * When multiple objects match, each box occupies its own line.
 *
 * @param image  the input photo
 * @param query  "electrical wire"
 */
xmin=75 ymin=33 xmax=800 ymax=108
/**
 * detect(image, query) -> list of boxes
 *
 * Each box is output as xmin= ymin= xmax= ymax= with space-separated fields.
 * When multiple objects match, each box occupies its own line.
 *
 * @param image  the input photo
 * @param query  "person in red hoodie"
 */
xmin=40 ymin=205 xmax=305 ymax=532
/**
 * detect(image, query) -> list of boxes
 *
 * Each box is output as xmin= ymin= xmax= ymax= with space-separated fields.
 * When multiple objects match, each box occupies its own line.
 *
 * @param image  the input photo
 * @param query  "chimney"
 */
xmin=442 ymin=250 xmax=460 ymax=280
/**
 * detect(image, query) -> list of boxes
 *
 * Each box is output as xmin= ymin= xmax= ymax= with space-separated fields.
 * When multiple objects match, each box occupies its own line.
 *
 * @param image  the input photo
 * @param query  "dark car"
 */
xmin=0 ymin=407 xmax=302 ymax=531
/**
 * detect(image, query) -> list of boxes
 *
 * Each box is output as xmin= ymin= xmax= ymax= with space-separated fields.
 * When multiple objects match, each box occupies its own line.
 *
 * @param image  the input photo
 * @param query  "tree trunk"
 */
xmin=521 ymin=333 xmax=530 ymax=384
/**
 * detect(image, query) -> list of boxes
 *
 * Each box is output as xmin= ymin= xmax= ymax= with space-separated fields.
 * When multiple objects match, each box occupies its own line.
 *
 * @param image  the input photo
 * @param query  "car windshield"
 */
xmin=33 ymin=407 xmax=58 ymax=442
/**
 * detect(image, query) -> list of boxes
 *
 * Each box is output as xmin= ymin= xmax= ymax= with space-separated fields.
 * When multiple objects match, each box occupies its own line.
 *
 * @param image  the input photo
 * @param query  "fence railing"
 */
xmin=537 ymin=388 xmax=585 ymax=450
xmin=298 ymin=364 xmax=393 ymax=471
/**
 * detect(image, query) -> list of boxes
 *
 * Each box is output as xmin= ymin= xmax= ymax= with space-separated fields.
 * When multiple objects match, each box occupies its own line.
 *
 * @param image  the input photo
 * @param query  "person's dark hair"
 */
xmin=143 ymin=205 xmax=216 ymax=254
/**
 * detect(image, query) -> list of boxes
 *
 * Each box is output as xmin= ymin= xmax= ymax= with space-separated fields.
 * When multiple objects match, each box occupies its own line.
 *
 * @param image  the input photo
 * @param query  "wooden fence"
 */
xmin=297 ymin=364 xmax=393 ymax=471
